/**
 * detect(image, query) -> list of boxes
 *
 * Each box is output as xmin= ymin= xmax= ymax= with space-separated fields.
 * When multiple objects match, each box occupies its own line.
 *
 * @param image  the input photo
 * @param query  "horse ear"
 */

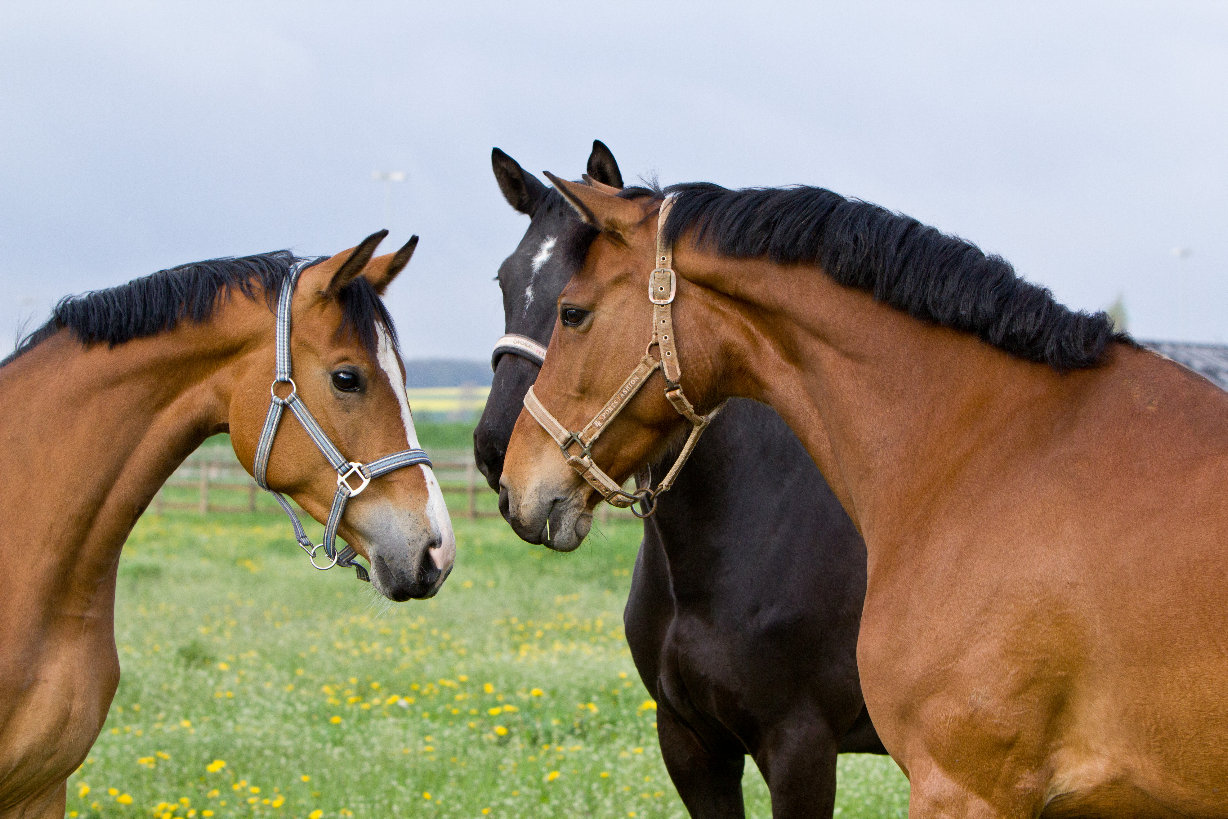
xmin=582 ymin=174 xmax=623 ymax=196
xmin=492 ymin=147 xmax=547 ymax=215
xmin=362 ymin=235 xmax=418 ymax=295
xmin=544 ymin=172 xmax=644 ymax=240
xmin=586 ymin=140 xmax=623 ymax=188
xmin=322 ymin=230 xmax=388 ymax=299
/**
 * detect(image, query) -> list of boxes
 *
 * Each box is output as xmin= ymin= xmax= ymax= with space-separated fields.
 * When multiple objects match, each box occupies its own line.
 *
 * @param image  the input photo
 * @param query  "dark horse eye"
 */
xmin=331 ymin=369 xmax=363 ymax=393
xmin=560 ymin=307 xmax=589 ymax=328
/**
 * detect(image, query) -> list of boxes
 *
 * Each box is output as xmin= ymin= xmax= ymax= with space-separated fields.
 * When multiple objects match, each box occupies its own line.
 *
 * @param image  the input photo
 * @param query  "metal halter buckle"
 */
xmin=337 ymin=462 xmax=371 ymax=497
xmin=558 ymin=432 xmax=592 ymax=461
xmin=649 ymin=268 xmax=676 ymax=305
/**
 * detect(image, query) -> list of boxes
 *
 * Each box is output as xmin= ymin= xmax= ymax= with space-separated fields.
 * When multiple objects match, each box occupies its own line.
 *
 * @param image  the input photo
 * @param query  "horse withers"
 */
xmin=476 ymin=143 xmax=883 ymax=818
xmin=0 ymin=233 xmax=454 ymax=816
xmin=501 ymin=178 xmax=1228 ymax=816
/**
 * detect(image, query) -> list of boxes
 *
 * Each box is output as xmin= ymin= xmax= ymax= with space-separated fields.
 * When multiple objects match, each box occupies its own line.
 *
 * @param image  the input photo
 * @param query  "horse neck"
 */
xmin=0 ymin=312 xmax=259 ymax=614
xmin=679 ymin=250 xmax=1067 ymax=545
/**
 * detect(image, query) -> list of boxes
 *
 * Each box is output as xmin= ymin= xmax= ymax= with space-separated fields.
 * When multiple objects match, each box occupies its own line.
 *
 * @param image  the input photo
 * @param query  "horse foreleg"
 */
xmin=754 ymin=722 xmax=839 ymax=818
xmin=656 ymin=699 xmax=747 ymax=819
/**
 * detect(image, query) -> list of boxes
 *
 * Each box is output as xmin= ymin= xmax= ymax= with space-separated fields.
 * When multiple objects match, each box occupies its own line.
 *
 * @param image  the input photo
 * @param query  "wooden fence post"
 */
xmin=198 ymin=462 xmax=210 ymax=515
xmin=466 ymin=461 xmax=477 ymax=520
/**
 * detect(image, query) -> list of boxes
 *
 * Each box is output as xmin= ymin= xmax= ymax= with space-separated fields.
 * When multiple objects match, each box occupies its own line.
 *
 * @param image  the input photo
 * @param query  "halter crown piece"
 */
xmin=253 ymin=258 xmax=433 ymax=581
xmin=522 ymin=196 xmax=719 ymax=518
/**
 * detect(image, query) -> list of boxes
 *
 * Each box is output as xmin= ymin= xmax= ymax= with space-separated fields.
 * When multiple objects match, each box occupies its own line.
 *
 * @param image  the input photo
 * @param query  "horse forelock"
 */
xmin=654 ymin=183 xmax=1135 ymax=372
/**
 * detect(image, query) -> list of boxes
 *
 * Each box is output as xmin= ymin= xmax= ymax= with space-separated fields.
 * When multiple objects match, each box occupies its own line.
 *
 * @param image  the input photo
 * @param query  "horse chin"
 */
xmin=499 ymin=479 xmax=593 ymax=552
xmin=351 ymin=507 xmax=455 ymax=602
xmin=544 ymin=506 xmax=593 ymax=553
xmin=367 ymin=546 xmax=450 ymax=601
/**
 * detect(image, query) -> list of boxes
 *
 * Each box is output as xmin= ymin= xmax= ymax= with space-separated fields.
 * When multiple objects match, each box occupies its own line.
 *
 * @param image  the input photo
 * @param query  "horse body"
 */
xmin=475 ymin=144 xmax=883 ymax=818
xmin=501 ymin=179 xmax=1228 ymax=816
xmin=0 ymin=239 xmax=454 ymax=815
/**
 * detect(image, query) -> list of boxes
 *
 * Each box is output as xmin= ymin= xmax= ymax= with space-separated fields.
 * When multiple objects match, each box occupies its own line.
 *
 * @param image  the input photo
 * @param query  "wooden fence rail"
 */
xmin=154 ymin=454 xmax=625 ymax=523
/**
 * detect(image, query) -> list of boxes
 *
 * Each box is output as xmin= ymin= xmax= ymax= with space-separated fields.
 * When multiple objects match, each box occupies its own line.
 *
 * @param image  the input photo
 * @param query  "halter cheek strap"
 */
xmin=522 ymin=196 xmax=719 ymax=517
xmin=253 ymin=259 xmax=433 ymax=581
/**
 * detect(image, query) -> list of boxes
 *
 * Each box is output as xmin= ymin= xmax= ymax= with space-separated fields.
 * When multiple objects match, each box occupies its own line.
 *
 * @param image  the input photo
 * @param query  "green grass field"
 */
xmin=65 ymin=424 xmax=909 ymax=817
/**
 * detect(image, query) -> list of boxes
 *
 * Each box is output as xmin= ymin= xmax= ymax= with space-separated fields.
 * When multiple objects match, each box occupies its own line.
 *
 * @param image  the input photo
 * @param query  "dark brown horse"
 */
xmin=501 ymin=178 xmax=1228 ymax=817
xmin=0 ymin=234 xmax=454 ymax=816
xmin=474 ymin=143 xmax=883 ymax=817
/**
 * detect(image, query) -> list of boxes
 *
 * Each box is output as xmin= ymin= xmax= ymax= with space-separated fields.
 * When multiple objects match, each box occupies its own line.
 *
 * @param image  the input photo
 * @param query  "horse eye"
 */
xmin=331 ymin=369 xmax=363 ymax=393
xmin=560 ymin=307 xmax=590 ymax=327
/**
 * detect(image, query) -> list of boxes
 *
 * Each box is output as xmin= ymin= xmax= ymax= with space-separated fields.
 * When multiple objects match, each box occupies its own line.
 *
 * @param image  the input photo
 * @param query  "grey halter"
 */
xmin=491 ymin=334 xmax=547 ymax=369
xmin=253 ymin=258 xmax=433 ymax=582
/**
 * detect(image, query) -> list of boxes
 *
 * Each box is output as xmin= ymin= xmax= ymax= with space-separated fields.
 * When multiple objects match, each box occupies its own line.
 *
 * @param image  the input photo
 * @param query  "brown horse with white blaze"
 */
xmin=0 ymin=232 xmax=454 ymax=816
xmin=501 ymin=178 xmax=1228 ymax=816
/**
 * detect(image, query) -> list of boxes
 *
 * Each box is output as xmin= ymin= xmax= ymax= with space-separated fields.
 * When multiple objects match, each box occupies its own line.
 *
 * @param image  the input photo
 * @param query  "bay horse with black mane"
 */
xmin=0 ymin=233 xmax=454 ymax=816
xmin=475 ymin=142 xmax=884 ymax=818
xmin=501 ymin=177 xmax=1228 ymax=816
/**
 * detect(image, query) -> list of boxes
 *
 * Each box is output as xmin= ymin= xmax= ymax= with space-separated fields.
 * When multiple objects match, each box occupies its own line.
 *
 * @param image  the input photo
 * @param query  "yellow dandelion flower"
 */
xmin=422 ymin=792 xmax=432 ymax=800
xmin=493 ymin=725 xmax=508 ymax=736
xmin=638 ymin=700 xmax=658 ymax=711
xmin=301 ymin=775 xmax=311 ymax=783
xmin=206 ymin=759 xmax=226 ymax=773
xmin=116 ymin=793 xmax=133 ymax=805
xmin=487 ymin=706 xmax=502 ymax=715
xmin=546 ymin=770 xmax=561 ymax=782
xmin=483 ymin=682 xmax=494 ymax=694
xmin=330 ymin=715 xmax=342 ymax=724
xmin=530 ymin=688 xmax=544 ymax=697
xmin=309 ymin=811 xmax=323 ymax=819
xmin=78 ymin=784 xmax=90 ymax=797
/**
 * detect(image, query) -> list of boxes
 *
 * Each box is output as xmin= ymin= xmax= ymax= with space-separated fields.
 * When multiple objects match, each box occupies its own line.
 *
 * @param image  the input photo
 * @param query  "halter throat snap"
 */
xmin=252 ymin=258 xmax=433 ymax=581
xmin=522 ymin=196 xmax=718 ymax=517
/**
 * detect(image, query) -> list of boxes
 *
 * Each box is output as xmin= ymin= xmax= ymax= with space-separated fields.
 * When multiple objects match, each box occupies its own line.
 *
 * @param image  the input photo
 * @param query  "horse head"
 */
xmin=228 ymin=232 xmax=455 ymax=599
xmin=473 ymin=141 xmax=622 ymax=491
xmin=500 ymin=180 xmax=727 ymax=551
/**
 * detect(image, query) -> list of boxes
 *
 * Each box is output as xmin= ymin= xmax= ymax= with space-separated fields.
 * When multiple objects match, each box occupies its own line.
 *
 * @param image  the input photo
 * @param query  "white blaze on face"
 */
xmin=375 ymin=324 xmax=456 ymax=570
xmin=523 ymin=235 xmax=556 ymax=315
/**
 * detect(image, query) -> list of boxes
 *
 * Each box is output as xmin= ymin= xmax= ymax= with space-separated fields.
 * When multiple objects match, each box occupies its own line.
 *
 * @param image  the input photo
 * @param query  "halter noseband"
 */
xmin=253 ymin=258 xmax=433 ymax=582
xmin=491 ymin=334 xmax=547 ymax=369
xmin=521 ymin=197 xmax=718 ymax=518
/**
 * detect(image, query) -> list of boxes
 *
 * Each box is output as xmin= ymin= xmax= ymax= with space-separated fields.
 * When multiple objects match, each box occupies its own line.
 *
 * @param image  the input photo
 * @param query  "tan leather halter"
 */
xmin=523 ymin=196 xmax=719 ymax=517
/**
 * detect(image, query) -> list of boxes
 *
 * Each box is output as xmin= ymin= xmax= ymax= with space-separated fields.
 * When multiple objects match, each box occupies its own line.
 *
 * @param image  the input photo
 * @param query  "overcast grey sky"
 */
xmin=2 ymin=1 xmax=1225 ymax=361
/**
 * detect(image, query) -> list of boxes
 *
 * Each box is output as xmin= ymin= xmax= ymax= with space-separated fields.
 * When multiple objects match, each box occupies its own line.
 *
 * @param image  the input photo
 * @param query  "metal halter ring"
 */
xmin=306 ymin=541 xmax=340 ymax=571
xmin=270 ymin=377 xmax=297 ymax=402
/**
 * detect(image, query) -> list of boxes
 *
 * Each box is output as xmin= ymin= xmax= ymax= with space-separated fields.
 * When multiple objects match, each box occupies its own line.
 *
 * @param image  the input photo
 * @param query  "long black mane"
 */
xmin=657 ymin=183 xmax=1131 ymax=370
xmin=3 ymin=251 xmax=396 ymax=367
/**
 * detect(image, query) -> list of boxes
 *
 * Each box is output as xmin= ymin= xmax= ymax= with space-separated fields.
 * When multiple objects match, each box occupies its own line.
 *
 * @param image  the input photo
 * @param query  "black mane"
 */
xmin=3 ymin=251 xmax=397 ymax=367
xmin=658 ymin=183 xmax=1132 ymax=370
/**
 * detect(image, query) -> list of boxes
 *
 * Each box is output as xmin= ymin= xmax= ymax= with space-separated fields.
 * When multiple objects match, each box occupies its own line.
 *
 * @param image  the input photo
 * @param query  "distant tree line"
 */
xmin=403 ymin=358 xmax=492 ymax=388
